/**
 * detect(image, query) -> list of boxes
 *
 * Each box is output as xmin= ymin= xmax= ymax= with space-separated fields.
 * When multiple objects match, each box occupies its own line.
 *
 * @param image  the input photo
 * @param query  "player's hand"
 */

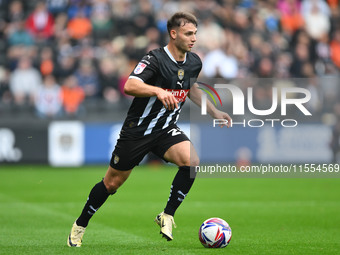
xmin=156 ymin=89 xmax=178 ymax=110
xmin=212 ymin=110 xmax=232 ymax=128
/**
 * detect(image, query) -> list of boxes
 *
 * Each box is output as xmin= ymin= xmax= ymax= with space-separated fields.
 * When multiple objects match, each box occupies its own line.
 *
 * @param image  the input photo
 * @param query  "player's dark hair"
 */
xmin=167 ymin=12 xmax=198 ymax=35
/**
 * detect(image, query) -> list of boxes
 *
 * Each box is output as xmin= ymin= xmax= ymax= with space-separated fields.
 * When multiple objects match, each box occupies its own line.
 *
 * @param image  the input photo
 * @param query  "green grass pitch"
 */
xmin=0 ymin=165 xmax=339 ymax=255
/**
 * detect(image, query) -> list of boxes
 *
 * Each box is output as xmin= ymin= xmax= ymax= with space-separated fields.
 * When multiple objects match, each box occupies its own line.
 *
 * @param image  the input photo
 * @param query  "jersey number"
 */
xmin=167 ymin=128 xmax=182 ymax=136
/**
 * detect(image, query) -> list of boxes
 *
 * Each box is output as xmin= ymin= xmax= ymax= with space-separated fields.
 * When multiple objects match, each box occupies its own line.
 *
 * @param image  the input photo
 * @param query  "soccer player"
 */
xmin=67 ymin=12 xmax=231 ymax=247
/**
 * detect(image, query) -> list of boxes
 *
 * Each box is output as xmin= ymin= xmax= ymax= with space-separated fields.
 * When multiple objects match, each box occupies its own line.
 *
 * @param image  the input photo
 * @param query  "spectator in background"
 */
xmin=270 ymin=31 xmax=289 ymax=54
xmin=6 ymin=42 xmax=38 ymax=72
xmin=35 ymin=74 xmax=62 ymax=118
xmin=38 ymin=46 xmax=55 ymax=76
xmin=9 ymin=57 xmax=41 ymax=105
xmin=7 ymin=20 xmax=34 ymax=46
xmin=110 ymin=0 xmax=135 ymax=36
xmin=301 ymin=0 xmax=331 ymax=18
xmin=98 ymin=57 xmax=120 ymax=104
xmin=145 ymin=26 xmax=162 ymax=47
xmin=277 ymin=0 xmax=301 ymax=15
xmin=54 ymin=56 xmax=77 ymax=82
xmin=275 ymin=52 xmax=292 ymax=78
xmin=327 ymin=0 xmax=339 ymax=10
xmin=55 ymin=36 xmax=74 ymax=59
xmin=290 ymin=29 xmax=316 ymax=61
xmin=231 ymin=7 xmax=252 ymax=41
xmin=260 ymin=1 xmax=280 ymax=32
xmin=304 ymin=2 xmax=331 ymax=41
xmin=91 ymin=0 xmax=114 ymax=41
xmin=46 ymin=0 xmax=69 ymax=16
xmin=5 ymin=0 xmax=26 ymax=32
xmin=259 ymin=41 xmax=274 ymax=60
xmin=279 ymin=0 xmax=304 ymax=35
xmin=250 ymin=10 xmax=269 ymax=38
xmin=290 ymin=43 xmax=311 ymax=77
xmin=202 ymin=47 xmax=239 ymax=79
xmin=248 ymin=32 xmax=265 ymax=63
xmin=315 ymin=34 xmax=331 ymax=65
xmin=196 ymin=16 xmax=226 ymax=52
xmin=25 ymin=1 xmax=54 ymax=41
xmin=74 ymin=59 xmax=99 ymax=98
xmin=53 ymin=13 xmax=68 ymax=39
xmin=132 ymin=0 xmax=156 ymax=36
xmin=255 ymin=57 xmax=275 ymax=78
xmin=67 ymin=12 xmax=92 ymax=40
xmin=67 ymin=0 xmax=92 ymax=20
xmin=193 ymin=0 xmax=216 ymax=20
xmin=61 ymin=75 xmax=85 ymax=116
xmin=330 ymin=29 xmax=340 ymax=69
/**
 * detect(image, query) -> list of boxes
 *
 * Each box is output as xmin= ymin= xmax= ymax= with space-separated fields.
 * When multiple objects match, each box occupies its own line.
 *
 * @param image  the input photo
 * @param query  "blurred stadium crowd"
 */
xmin=0 ymin=0 xmax=339 ymax=122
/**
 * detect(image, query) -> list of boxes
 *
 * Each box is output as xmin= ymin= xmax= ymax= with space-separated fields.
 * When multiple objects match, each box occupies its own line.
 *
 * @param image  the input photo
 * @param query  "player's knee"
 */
xmin=103 ymin=180 xmax=117 ymax=194
xmin=179 ymin=155 xmax=199 ymax=167
xmin=190 ymin=156 xmax=200 ymax=166
xmin=103 ymin=176 xmax=125 ymax=193
xmin=187 ymin=154 xmax=200 ymax=166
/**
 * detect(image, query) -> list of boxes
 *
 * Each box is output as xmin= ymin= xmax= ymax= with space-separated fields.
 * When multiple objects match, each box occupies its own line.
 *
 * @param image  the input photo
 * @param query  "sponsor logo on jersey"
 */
xmin=178 ymin=69 xmax=184 ymax=80
xmin=177 ymin=81 xmax=184 ymax=88
xmin=134 ymin=62 xmax=147 ymax=74
xmin=164 ymin=89 xmax=189 ymax=102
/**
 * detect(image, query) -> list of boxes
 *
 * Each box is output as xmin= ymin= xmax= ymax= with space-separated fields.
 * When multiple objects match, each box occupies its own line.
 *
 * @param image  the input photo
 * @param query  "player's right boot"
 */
xmin=67 ymin=221 xmax=86 ymax=247
xmin=154 ymin=212 xmax=176 ymax=241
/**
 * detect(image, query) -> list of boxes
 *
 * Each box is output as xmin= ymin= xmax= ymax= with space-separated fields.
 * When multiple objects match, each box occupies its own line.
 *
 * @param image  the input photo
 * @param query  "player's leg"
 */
xmin=68 ymin=135 xmax=150 ymax=247
xmin=154 ymin=134 xmax=199 ymax=241
xmin=76 ymin=166 xmax=132 ymax=227
xmin=67 ymin=166 xmax=132 ymax=247
xmin=162 ymin=140 xmax=199 ymax=216
xmin=164 ymin=140 xmax=199 ymax=166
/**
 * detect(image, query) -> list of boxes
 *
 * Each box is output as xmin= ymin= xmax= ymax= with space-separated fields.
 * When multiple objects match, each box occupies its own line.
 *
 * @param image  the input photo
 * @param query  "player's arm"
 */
xmin=125 ymin=53 xmax=178 ymax=111
xmin=188 ymin=83 xmax=232 ymax=128
xmin=124 ymin=78 xmax=178 ymax=110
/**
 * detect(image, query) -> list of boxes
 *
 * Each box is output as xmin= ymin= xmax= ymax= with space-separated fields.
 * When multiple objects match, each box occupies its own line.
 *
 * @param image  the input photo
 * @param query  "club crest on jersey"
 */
xmin=113 ymin=155 xmax=119 ymax=164
xmin=134 ymin=62 xmax=147 ymax=74
xmin=178 ymin=69 xmax=184 ymax=80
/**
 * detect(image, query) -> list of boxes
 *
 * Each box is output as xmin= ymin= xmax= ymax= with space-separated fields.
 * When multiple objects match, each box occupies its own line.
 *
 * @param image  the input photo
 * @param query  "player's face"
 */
xmin=175 ymin=22 xmax=197 ymax=53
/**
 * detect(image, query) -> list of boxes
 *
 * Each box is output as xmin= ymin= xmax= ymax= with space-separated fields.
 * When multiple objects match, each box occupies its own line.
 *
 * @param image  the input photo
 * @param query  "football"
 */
xmin=198 ymin=217 xmax=232 ymax=248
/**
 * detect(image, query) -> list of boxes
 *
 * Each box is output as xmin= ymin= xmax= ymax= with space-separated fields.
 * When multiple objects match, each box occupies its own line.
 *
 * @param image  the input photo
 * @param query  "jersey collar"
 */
xmin=164 ymin=46 xmax=187 ymax=64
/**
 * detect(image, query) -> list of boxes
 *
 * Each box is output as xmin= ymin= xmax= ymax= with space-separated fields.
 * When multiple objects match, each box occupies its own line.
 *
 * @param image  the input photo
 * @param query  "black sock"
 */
xmin=76 ymin=180 xmax=113 ymax=227
xmin=164 ymin=166 xmax=196 ymax=216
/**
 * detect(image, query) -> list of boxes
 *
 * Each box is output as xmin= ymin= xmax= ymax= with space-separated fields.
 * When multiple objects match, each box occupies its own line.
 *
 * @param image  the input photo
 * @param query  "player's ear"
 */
xmin=170 ymin=29 xmax=177 ymax=40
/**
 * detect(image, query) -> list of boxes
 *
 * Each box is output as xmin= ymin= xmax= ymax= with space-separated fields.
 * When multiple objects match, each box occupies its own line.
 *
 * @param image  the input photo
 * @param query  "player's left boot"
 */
xmin=154 ymin=212 xmax=176 ymax=241
xmin=67 ymin=221 xmax=86 ymax=247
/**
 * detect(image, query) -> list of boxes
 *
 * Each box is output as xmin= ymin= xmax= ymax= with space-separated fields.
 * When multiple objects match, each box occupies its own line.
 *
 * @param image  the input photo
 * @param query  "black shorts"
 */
xmin=110 ymin=125 xmax=190 ymax=170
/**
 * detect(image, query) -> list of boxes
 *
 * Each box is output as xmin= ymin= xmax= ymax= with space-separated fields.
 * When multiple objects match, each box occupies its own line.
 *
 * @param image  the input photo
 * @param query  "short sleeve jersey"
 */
xmin=121 ymin=46 xmax=202 ymax=137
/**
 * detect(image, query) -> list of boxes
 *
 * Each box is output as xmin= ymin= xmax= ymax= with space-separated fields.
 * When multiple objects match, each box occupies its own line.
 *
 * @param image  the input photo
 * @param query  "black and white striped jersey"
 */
xmin=120 ymin=46 xmax=202 ymax=138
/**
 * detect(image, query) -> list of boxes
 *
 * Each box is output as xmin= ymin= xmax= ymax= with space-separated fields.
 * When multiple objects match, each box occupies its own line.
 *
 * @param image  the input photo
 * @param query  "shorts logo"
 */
xmin=134 ymin=62 xmax=147 ymax=74
xmin=178 ymin=69 xmax=184 ymax=80
xmin=113 ymin=155 xmax=120 ymax=164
